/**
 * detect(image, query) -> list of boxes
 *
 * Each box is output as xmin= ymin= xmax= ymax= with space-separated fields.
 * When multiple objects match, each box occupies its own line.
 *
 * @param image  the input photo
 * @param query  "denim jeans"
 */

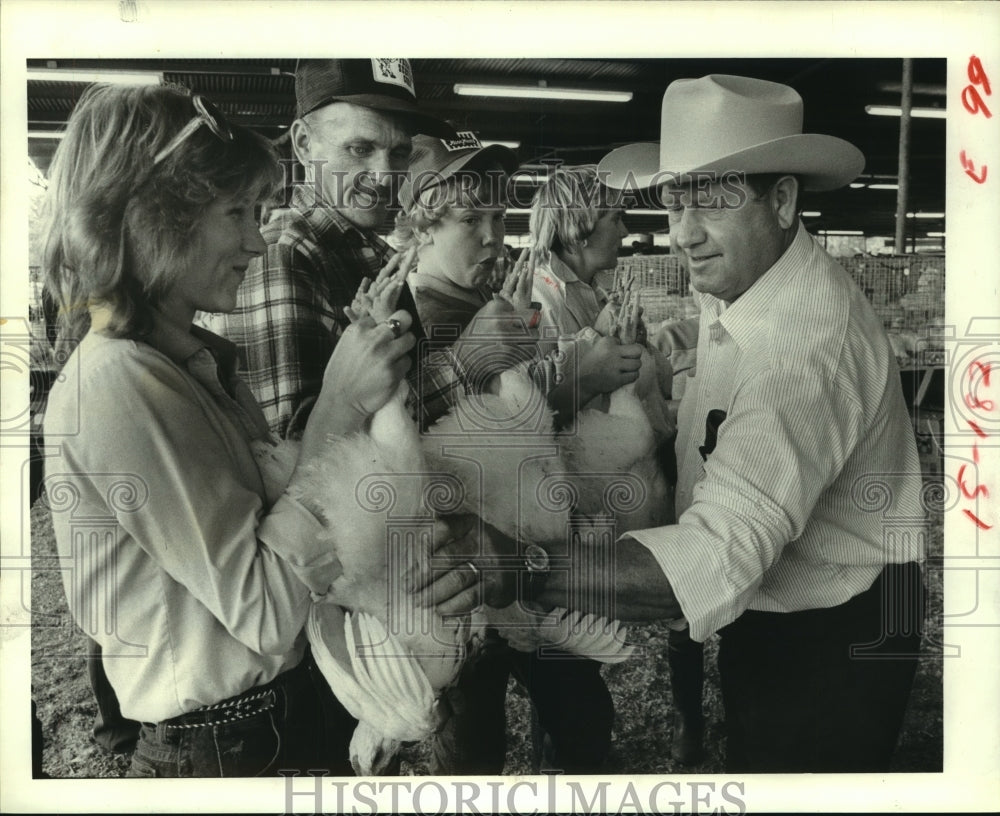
xmin=429 ymin=630 xmax=614 ymax=774
xmin=127 ymin=650 xmax=356 ymax=777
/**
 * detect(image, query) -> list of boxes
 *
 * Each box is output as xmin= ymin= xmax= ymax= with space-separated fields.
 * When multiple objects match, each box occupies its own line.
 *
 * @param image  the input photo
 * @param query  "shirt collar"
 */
xmin=707 ymin=220 xmax=814 ymax=348
xmin=291 ymin=185 xmax=391 ymax=261
xmin=548 ymin=254 xmax=583 ymax=286
xmin=145 ymin=311 xmax=238 ymax=375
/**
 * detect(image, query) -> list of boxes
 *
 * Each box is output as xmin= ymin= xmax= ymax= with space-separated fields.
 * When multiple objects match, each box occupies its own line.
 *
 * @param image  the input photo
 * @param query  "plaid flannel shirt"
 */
xmin=204 ymin=187 xmax=458 ymax=437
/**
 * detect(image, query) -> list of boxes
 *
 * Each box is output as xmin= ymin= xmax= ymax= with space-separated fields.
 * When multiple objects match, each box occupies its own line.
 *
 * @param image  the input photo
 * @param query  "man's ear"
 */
xmin=290 ymin=118 xmax=312 ymax=167
xmin=773 ymin=175 xmax=800 ymax=230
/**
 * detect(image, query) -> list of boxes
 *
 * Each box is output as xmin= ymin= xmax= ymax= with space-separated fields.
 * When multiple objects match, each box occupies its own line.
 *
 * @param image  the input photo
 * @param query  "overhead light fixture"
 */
xmin=865 ymin=105 xmax=946 ymax=119
xmin=480 ymin=140 xmax=521 ymax=149
xmin=819 ymin=230 xmax=864 ymax=236
xmin=625 ymin=209 xmax=659 ymax=217
xmin=926 ymin=231 xmax=945 ymax=238
xmin=906 ymin=212 xmax=945 ymax=219
xmin=454 ymin=83 xmax=632 ymax=103
xmin=801 ymin=211 xmax=821 ymax=217
xmin=28 ymin=130 xmax=65 ymax=140
xmin=868 ymin=183 xmax=900 ymax=190
xmin=27 ymin=68 xmax=162 ymax=85
xmin=849 ymin=182 xmax=866 ymax=189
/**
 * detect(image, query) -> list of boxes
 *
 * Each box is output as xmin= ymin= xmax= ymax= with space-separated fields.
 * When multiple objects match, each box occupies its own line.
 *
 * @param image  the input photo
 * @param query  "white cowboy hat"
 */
xmin=599 ymin=74 xmax=865 ymax=193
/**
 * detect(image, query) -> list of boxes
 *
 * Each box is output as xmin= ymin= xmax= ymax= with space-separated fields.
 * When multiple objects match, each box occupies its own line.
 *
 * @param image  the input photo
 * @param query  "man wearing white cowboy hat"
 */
xmin=532 ymin=74 xmax=926 ymax=772
xmin=210 ymin=58 xmax=454 ymax=437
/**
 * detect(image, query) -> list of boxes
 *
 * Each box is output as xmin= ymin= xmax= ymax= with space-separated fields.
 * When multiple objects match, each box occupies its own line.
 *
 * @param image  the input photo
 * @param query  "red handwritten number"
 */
xmin=960 ymin=358 xmax=993 ymax=529
xmin=969 ymin=361 xmax=993 ymax=386
xmin=960 ymin=151 xmax=989 ymax=184
xmin=966 ymin=393 xmax=996 ymax=411
xmin=960 ymin=58 xmax=993 ymax=185
xmin=963 ymin=509 xmax=993 ymax=530
xmin=968 ymin=56 xmax=992 ymax=96
xmin=967 ymin=420 xmax=988 ymax=438
xmin=962 ymin=85 xmax=993 ymax=118
xmin=958 ymin=464 xmax=990 ymax=500
xmin=963 ymin=56 xmax=993 ymax=118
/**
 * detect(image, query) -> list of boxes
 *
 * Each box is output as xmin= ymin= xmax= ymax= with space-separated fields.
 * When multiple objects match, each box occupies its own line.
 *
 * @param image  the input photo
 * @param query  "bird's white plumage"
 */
xmin=251 ymin=365 xmax=656 ymax=772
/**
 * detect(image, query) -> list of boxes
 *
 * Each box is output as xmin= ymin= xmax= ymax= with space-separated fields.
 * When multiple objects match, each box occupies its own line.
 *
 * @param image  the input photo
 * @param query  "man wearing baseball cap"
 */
xmin=530 ymin=74 xmax=925 ymax=772
xmin=211 ymin=58 xmax=454 ymax=437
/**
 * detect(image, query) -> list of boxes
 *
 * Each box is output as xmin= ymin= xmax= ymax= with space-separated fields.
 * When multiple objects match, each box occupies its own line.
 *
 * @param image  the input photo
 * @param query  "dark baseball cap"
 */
xmin=399 ymin=132 xmax=519 ymax=211
xmin=295 ymin=58 xmax=454 ymax=138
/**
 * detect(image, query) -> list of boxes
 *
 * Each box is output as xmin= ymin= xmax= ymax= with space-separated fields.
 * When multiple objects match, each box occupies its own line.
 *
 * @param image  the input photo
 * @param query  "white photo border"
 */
xmin=2 ymin=1 xmax=998 ymax=813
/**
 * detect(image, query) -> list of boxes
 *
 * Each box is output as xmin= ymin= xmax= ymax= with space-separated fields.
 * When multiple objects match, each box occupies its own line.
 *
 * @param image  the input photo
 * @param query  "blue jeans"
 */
xmin=127 ymin=651 xmax=356 ymax=777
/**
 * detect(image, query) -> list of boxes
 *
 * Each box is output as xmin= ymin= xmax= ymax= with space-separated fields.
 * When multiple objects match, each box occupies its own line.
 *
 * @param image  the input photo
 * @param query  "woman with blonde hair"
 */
xmin=528 ymin=165 xmax=629 ymax=355
xmin=42 ymin=83 xmax=431 ymax=777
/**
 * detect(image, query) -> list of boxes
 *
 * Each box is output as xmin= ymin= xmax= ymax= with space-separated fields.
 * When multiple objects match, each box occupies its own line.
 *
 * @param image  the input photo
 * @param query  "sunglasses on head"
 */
xmin=153 ymin=94 xmax=233 ymax=166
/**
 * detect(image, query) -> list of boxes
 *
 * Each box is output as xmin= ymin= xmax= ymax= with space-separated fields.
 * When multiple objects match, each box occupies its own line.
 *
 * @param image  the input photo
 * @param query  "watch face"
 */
xmin=524 ymin=543 xmax=550 ymax=572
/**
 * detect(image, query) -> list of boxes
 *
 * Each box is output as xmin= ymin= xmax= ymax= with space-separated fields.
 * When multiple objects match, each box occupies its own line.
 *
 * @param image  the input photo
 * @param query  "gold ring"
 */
xmin=385 ymin=317 xmax=403 ymax=339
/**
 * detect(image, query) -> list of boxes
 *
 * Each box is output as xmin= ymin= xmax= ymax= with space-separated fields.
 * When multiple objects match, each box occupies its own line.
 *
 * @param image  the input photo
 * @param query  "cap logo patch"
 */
xmin=370 ymin=58 xmax=416 ymax=97
xmin=442 ymin=131 xmax=483 ymax=151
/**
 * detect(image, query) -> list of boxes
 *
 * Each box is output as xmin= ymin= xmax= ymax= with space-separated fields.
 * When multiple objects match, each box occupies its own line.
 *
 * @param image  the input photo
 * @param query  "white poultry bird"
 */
xmin=252 ymin=382 xmax=472 ymax=775
xmin=421 ymin=367 xmax=637 ymax=663
xmin=250 ymin=256 xmax=472 ymax=775
xmin=555 ymin=331 xmax=674 ymax=532
xmin=249 ymin=257 xmax=634 ymax=775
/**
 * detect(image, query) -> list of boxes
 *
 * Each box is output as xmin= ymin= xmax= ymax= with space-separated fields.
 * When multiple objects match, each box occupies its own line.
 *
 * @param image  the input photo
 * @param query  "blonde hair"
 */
xmin=44 ymin=84 xmax=280 ymax=348
xmin=529 ymin=165 xmax=615 ymax=262
xmin=393 ymin=162 xmax=509 ymax=251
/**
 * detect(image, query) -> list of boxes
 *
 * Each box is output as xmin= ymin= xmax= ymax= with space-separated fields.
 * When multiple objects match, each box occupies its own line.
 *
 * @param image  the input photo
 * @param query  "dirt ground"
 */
xmin=30 ymin=452 xmax=944 ymax=778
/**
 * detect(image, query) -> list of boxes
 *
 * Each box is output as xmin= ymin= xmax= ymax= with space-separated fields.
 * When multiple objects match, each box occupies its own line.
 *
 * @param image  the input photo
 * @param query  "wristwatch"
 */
xmin=524 ymin=543 xmax=550 ymax=602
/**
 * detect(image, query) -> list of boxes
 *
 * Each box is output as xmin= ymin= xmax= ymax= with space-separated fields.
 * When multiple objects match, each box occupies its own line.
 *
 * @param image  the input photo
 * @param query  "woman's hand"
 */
xmin=299 ymin=310 xmax=415 ymax=449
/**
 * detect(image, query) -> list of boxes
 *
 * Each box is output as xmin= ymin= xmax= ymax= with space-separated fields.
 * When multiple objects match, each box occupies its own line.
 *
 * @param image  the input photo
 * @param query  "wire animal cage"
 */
xmin=839 ymin=255 xmax=945 ymax=333
xmin=610 ymin=255 xmax=694 ymax=324
xmin=610 ymin=253 xmax=946 ymax=362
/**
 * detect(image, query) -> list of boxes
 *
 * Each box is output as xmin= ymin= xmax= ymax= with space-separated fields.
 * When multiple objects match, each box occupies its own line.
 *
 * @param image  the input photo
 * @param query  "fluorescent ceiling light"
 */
xmin=801 ymin=211 xmax=821 ymax=217
xmin=819 ymin=230 xmax=864 ymax=236
xmin=906 ymin=212 xmax=945 ymax=219
xmin=505 ymin=208 xmax=532 ymax=215
xmin=625 ymin=209 xmax=659 ymax=217
xmin=454 ymin=83 xmax=632 ymax=103
xmin=865 ymin=105 xmax=946 ymax=119
xmin=849 ymin=182 xmax=866 ymax=189
xmin=28 ymin=131 xmax=65 ymax=140
xmin=480 ymin=140 xmax=521 ymax=149
xmin=926 ymin=232 xmax=945 ymax=238
xmin=27 ymin=68 xmax=162 ymax=85
xmin=868 ymin=183 xmax=900 ymax=190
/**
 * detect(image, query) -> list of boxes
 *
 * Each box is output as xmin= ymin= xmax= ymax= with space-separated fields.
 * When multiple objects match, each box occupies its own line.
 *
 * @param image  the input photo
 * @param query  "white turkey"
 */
xmin=249 ymin=261 xmax=633 ymax=775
